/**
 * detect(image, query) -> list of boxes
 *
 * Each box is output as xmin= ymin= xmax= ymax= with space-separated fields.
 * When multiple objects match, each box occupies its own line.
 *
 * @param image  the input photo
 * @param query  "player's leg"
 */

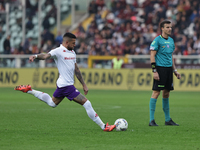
xmin=149 ymin=90 xmax=160 ymax=126
xmin=162 ymin=68 xmax=178 ymax=125
xmin=162 ymin=90 xmax=179 ymax=126
xmin=162 ymin=89 xmax=170 ymax=122
xmin=73 ymin=94 xmax=105 ymax=129
xmin=73 ymin=93 xmax=115 ymax=131
xmin=29 ymin=90 xmax=63 ymax=107
xmin=149 ymin=66 xmax=166 ymax=126
xmin=52 ymin=96 xmax=64 ymax=105
xmin=14 ymin=85 xmax=58 ymax=107
xmin=61 ymin=85 xmax=108 ymax=130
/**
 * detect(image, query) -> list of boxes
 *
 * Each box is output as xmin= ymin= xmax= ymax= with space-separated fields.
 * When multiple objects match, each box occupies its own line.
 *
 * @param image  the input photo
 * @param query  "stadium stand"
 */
xmin=74 ymin=0 xmax=200 ymax=56
xmin=0 ymin=0 xmax=74 ymax=54
xmin=0 ymin=0 xmax=200 ymax=57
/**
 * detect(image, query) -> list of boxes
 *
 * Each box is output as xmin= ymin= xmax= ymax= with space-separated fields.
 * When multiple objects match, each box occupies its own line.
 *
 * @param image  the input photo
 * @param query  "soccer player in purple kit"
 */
xmin=14 ymin=32 xmax=115 ymax=132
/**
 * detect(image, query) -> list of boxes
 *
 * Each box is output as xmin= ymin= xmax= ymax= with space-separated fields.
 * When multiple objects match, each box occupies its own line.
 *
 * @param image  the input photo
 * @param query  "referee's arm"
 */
xmin=172 ymin=55 xmax=176 ymax=71
xmin=172 ymin=55 xmax=181 ymax=79
xmin=150 ymin=50 xmax=157 ymax=64
xmin=150 ymin=50 xmax=159 ymax=81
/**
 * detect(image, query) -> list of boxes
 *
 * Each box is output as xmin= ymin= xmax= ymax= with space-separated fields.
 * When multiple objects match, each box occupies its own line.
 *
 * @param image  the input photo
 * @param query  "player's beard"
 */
xmin=67 ymin=46 xmax=73 ymax=50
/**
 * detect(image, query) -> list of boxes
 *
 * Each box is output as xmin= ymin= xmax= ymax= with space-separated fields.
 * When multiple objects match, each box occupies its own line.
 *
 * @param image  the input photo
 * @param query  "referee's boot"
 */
xmin=165 ymin=118 xmax=179 ymax=126
xmin=149 ymin=119 xmax=158 ymax=126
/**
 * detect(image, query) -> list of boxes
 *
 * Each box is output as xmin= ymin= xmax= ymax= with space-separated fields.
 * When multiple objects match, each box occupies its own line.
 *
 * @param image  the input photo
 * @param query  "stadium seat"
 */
xmin=40 ymin=11 xmax=46 ymax=19
xmin=33 ymin=25 xmax=38 ymax=32
xmin=45 ymin=5 xmax=52 ymax=13
xmin=29 ymin=0 xmax=37 ymax=6
xmin=68 ymin=0 xmax=72 ymax=5
xmin=34 ymin=31 xmax=39 ymax=39
xmin=61 ymin=5 xmax=69 ymax=13
xmin=61 ymin=0 xmax=69 ymax=5
xmin=18 ymin=32 xmax=23 ymax=38
xmin=49 ymin=17 xmax=55 ymax=26
xmin=14 ymin=38 xmax=21 ymax=46
xmin=26 ymin=30 xmax=34 ymax=38
xmin=2 ymin=24 xmax=7 ymax=32
xmin=32 ymin=16 xmax=38 ymax=25
xmin=9 ymin=11 xmax=16 ymax=18
xmin=16 ymin=11 xmax=22 ymax=19
xmin=10 ymin=25 xmax=19 ymax=32
xmin=9 ymin=18 xmax=16 ymax=25
xmin=0 ymin=37 xmax=5 ymax=53
xmin=11 ymin=31 xmax=18 ymax=38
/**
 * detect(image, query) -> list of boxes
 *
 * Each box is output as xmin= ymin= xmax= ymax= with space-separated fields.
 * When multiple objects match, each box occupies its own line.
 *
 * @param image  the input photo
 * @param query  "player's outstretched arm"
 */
xmin=29 ymin=53 xmax=51 ymax=62
xmin=75 ymin=63 xmax=88 ymax=95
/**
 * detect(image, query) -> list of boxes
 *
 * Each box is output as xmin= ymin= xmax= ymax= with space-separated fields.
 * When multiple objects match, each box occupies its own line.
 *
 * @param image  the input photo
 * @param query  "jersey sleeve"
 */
xmin=49 ymin=49 xmax=57 ymax=59
xmin=150 ymin=37 xmax=159 ymax=51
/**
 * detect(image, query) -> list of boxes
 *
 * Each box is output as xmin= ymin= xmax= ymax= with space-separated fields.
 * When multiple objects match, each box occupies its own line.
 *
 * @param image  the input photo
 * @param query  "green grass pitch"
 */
xmin=0 ymin=88 xmax=200 ymax=150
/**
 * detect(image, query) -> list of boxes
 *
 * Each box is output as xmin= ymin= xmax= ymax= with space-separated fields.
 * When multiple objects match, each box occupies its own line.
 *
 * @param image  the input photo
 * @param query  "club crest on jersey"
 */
xmin=63 ymin=50 xmax=66 ymax=52
xmin=167 ymin=44 xmax=169 ymax=48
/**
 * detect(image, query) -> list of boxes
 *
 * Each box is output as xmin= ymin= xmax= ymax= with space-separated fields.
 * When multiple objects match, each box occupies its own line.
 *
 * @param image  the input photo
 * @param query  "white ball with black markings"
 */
xmin=114 ymin=118 xmax=128 ymax=131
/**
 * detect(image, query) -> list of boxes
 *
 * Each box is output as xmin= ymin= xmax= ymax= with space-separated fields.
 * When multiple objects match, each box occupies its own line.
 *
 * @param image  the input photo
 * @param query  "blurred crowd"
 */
xmin=74 ymin=0 xmax=200 ymax=56
xmin=76 ymin=0 xmax=200 ymax=55
xmin=1 ymin=0 xmax=59 ymax=55
xmin=1 ymin=0 xmax=200 ymax=56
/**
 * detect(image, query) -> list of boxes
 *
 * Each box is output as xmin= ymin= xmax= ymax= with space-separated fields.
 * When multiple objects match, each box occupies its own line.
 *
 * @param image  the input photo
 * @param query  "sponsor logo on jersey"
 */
xmin=64 ymin=57 xmax=75 ymax=60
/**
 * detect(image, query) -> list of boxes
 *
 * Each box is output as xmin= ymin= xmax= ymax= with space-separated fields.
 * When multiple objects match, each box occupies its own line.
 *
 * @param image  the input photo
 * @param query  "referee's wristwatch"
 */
xmin=152 ymin=69 xmax=157 ymax=73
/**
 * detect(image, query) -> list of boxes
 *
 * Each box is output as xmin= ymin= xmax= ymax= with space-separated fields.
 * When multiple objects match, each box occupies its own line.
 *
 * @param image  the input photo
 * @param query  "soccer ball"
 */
xmin=114 ymin=118 xmax=128 ymax=131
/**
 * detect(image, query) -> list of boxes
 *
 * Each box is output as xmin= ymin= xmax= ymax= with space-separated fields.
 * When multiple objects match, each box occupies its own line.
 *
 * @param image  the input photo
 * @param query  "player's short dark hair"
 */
xmin=63 ymin=32 xmax=76 ymax=39
xmin=160 ymin=20 xmax=171 ymax=29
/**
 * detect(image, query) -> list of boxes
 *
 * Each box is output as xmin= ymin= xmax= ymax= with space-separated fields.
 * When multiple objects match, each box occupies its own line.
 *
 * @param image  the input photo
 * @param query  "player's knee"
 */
xmin=163 ymin=91 xmax=170 ymax=98
xmin=82 ymin=99 xmax=91 ymax=107
xmin=163 ymin=93 xmax=169 ymax=98
xmin=152 ymin=91 xmax=160 ymax=98
xmin=49 ymin=101 xmax=57 ymax=108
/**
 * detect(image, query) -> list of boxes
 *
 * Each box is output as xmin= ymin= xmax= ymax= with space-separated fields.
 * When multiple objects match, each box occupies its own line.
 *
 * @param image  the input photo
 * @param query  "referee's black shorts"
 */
xmin=152 ymin=66 xmax=174 ymax=91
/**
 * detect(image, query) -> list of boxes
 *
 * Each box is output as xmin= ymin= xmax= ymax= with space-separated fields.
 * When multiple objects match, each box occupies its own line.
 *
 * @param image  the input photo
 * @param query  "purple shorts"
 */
xmin=53 ymin=85 xmax=80 ymax=101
